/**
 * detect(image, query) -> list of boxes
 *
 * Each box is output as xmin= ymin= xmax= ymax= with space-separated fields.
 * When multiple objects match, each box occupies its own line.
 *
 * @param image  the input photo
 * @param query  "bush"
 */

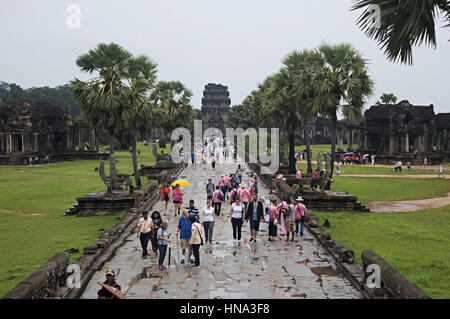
xmin=158 ymin=137 xmax=167 ymax=149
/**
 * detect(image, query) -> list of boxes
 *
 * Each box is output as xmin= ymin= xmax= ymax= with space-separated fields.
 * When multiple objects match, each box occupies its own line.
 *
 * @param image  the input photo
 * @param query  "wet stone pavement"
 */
xmin=81 ymin=159 xmax=364 ymax=299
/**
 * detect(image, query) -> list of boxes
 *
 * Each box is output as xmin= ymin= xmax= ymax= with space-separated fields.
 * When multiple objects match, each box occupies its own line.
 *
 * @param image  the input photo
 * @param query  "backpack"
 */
xmin=232 ymin=190 xmax=238 ymax=201
xmin=295 ymin=204 xmax=305 ymax=221
xmin=217 ymin=191 xmax=224 ymax=201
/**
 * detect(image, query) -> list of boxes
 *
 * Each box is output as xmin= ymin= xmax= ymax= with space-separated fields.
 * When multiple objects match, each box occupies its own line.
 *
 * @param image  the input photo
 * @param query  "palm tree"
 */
xmin=311 ymin=43 xmax=374 ymax=184
xmin=282 ymin=49 xmax=324 ymax=174
xmin=150 ymin=81 xmax=193 ymax=143
xmin=262 ymin=70 xmax=300 ymax=174
xmin=120 ymin=55 xmax=159 ymax=187
xmin=352 ymin=0 xmax=450 ymax=64
xmin=376 ymin=93 xmax=398 ymax=104
xmin=70 ymin=43 xmax=132 ymax=178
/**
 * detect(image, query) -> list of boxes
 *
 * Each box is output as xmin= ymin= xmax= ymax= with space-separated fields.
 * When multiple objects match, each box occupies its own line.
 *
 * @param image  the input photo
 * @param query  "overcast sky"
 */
xmin=1 ymin=0 xmax=449 ymax=114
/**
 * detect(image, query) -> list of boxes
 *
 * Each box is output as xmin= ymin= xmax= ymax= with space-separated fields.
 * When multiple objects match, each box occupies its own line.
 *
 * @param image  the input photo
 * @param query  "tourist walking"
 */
xmin=150 ymin=211 xmax=162 ymax=254
xmin=213 ymin=186 xmax=224 ymax=217
xmin=211 ymin=156 xmax=216 ymax=170
xmin=268 ymin=199 xmax=278 ymax=241
xmin=185 ymin=199 xmax=199 ymax=217
xmin=137 ymin=211 xmax=153 ymax=259
xmin=423 ymin=157 xmax=428 ymax=166
xmin=190 ymin=215 xmax=203 ymax=268
xmin=218 ymin=174 xmax=228 ymax=199
xmin=336 ymin=163 xmax=341 ymax=176
xmin=230 ymin=174 xmax=239 ymax=190
xmin=236 ymin=164 xmax=244 ymax=184
xmin=237 ymin=183 xmax=250 ymax=211
xmin=157 ymin=222 xmax=171 ymax=270
xmin=191 ymin=152 xmax=195 ymax=166
xmin=170 ymin=184 xmax=183 ymax=216
xmin=201 ymin=200 xmax=215 ymax=244
xmin=229 ymin=187 xmax=238 ymax=204
xmin=206 ymin=178 xmax=215 ymax=201
xmin=371 ymin=154 xmax=376 ymax=166
xmin=278 ymin=200 xmax=288 ymax=236
xmin=283 ymin=198 xmax=296 ymax=241
xmin=294 ymin=196 xmax=306 ymax=236
xmin=245 ymin=194 xmax=264 ymax=243
xmin=230 ymin=198 xmax=245 ymax=243
xmin=161 ymin=182 xmax=171 ymax=215
xmin=177 ymin=210 xmax=196 ymax=264
xmin=438 ymin=164 xmax=445 ymax=178
xmin=296 ymin=169 xmax=302 ymax=179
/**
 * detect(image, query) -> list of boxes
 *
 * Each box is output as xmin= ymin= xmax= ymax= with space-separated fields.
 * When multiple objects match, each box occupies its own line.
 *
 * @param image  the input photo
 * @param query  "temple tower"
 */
xmin=201 ymin=83 xmax=231 ymax=134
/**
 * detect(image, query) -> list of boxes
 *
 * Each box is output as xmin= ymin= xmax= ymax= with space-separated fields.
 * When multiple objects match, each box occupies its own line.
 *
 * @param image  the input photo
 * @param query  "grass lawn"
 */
xmin=331 ymin=177 xmax=450 ymax=204
xmin=296 ymin=162 xmax=437 ymax=175
xmin=0 ymin=142 xmax=169 ymax=297
xmin=314 ymin=205 xmax=450 ymax=299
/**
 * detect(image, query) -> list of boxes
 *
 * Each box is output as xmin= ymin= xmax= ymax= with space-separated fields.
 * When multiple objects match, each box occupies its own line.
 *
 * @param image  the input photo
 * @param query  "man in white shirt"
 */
xmin=137 ymin=211 xmax=154 ymax=259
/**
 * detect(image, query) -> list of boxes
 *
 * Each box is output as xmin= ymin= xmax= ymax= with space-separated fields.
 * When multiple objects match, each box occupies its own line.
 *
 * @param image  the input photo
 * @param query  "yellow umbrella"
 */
xmin=172 ymin=180 xmax=190 ymax=187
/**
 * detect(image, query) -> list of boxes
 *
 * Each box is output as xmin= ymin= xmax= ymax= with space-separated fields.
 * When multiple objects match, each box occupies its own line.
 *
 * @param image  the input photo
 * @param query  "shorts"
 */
xmin=250 ymin=219 xmax=260 ymax=231
xmin=173 ymin=200 xmax=181 ymax=204
xmin=180 ymin=238 xmax=190 ymax=250
xmin=285 ymin=221 xmax=295 ymax=232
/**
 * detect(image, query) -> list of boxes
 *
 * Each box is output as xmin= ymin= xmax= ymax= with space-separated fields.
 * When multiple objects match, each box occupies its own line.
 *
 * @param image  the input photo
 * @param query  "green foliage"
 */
xmin=376 ymin=93 xmax=398 ymax=105
xmin=0 ymin=82 xmax=81 ymax=115
xmin=352 ymin=0 xmax=450 ymax=64
xmin=315 ymin=205 xmax=450 ymax=298
xmin=0 ymin=142 xmax=168 ymax=297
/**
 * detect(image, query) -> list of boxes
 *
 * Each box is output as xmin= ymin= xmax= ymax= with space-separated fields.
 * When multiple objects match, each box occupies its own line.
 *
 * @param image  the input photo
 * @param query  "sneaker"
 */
xmin=142 ymin=256 xmax=147 ymax=260
xmin=190 ymin=259 xmax=195 ymax=264
xmin=249 ymin=238 xmax=254 ymax=242
xmin=253 ymin=239 xmax=257 ymax=243
xmin=159 ymin=265 xmax=165 ymax=270
xmin=181 ymin=258 xmax=185 ymax=264
xmin=192 ymin=265 xmax=200 ymax=269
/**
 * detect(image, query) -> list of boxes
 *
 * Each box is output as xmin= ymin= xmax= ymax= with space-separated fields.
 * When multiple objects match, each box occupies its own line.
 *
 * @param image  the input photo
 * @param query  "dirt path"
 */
xmin=369 ymin=192 xmax=450 ymax=213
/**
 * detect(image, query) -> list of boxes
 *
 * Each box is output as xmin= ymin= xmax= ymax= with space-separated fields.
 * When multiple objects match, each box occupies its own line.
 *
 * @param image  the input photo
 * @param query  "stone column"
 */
xmin=34 ymin=133 xmax=39 ymax=152
xmin=389 ymin=134 xmax=395 ymax=156
xmin=348 ymin=128 xmax=353 ymax=151
xmin=9 ymin=134 xmax=12 ymax=153
xmin=338 ymin=129 xmax=343 ymax=150
xmin=405 ymin=134 xmax=409 ymax=152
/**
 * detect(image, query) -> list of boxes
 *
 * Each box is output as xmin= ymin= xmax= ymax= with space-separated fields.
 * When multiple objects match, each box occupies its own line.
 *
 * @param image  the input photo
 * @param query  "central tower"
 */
xmin=201 ymin=83 xmax=231 ymax=134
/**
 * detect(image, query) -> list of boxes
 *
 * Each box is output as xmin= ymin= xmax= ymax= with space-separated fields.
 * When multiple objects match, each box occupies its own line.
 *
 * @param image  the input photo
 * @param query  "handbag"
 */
xmin=194 ymin=225 xmax=203 ymax=245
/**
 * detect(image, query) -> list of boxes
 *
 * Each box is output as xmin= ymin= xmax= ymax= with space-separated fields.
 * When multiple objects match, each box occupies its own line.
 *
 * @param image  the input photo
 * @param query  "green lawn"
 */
xmin=331 ymin=177 xmax=450 ymax=204
xmin=0 ymin=142 xmax=169 ymax=297
xmin=314 ymin=205 xmax=450 ymax=299
xmin=296 ymin=162 xmax=437 ymax=175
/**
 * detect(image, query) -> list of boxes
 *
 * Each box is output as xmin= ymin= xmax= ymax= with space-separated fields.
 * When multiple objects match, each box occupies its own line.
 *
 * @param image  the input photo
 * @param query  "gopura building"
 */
xmin=201 ymin=83 xmax=230 ymax=134
xmin=334 ymin=100 xmax=450 ymax=163
xmin=0 ymin=100 xmax=106 ymax=165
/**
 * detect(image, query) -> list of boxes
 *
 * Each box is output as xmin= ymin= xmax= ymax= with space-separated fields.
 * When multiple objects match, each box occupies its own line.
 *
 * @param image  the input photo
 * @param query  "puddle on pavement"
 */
xmin=310 ymin=266 xmax=338 ymax=277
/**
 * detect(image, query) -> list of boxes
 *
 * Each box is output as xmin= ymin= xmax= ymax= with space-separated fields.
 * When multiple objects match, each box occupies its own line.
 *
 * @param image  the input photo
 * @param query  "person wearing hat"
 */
xmin=137 ymin=211 xmax=154 ymax=259
xmin=294 ymin=196 xmax=307 ymax=236
xmin=97 ymin=269 xmax=121 ymax=299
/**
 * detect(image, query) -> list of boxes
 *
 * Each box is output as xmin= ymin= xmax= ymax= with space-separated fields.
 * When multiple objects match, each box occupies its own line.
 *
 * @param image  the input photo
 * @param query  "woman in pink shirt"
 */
xmin=296 ymin=169 xmax=302 ymax=179
xmin=237 ymin=184 xmax=250 ymax=211
xmin=170 ymin=184 xmax=183 ymax=217
xmin=213 ymin=186 xmax=224 ymax=217
xmin=268 ymin=199 xmax=278 ymax=241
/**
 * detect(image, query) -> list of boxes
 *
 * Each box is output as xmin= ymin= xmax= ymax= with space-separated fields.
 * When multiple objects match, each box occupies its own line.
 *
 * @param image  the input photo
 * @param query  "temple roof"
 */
xmin=436 ymin=113 xmax=450 ymax=129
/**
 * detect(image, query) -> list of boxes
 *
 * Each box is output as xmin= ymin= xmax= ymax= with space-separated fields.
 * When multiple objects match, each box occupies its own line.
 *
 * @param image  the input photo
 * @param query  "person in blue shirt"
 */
xmin=176 ymin=209 xmax=199 ymax=264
